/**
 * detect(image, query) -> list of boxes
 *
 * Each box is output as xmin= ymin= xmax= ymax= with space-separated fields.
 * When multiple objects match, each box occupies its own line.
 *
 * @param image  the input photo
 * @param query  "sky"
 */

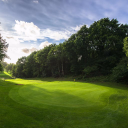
xmin=0 ymin=0 xmax=128 ymax=63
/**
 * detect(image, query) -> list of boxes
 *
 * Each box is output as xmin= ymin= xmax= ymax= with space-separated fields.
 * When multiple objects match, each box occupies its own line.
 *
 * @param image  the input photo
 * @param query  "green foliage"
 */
xmin=5 ymin=63 xmax=14 ymax=73
xmin=0 ymin=63 xmax=3 ymax=71
xmin=0 ymin=35 xmax=9 ymax=71
xmin=0 ymin=35 xmax=9 ymax=61
xmin=88 ymin=18 xmax=127 ymax=74
xmin=23 ymin=51 xmax=37 ymax=77
xmin=8 ymin=18 xmax=128 ymax=81
xmin=11 ymin=65 xmax=16 ymax=77
xmin=123 ymin=37 xmax=128 ymax=57
xmin=112 ymin=57 xmax=128 ymax=82
xmin=84 ymin=75 xmax=111 ymax=82
xmin=14 ymin=56 xmax=26 ymax=78
xmin=83 ymin=66 xmax=98 ymax=77
xmin=34 ymin=44 xmax=55 ymax=77
xmin=1 ymin=61 xmax=8 ymax=69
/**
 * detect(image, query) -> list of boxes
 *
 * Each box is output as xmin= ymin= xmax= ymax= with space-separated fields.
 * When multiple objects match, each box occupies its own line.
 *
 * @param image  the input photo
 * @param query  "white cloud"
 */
xmin=39 ymin=41 xmax=52 ymax=49
xmin=4 ymin=38 xmax=30 ymax=64
xmin=33 ymin=0 xmax=39 ymax=4
xmin=33 ymin=0 xmax=38 ymax=3
xmin=6 ymin=37 xmax=14 ymax=39
xmin=0 ymin=28 xmax=32 ymax=63
xmin=40 ymin=25 xmax=83 ymax=41
xmin=29 ymin=47 xmax=37 ymax=52
xmin=2 ymin=21 xmax=83 ymax=63
xmin=2 ymin=0 xmax=7 ymax=2
xmin=14 ymin=20 xmax=40 ymax=41
xmin=71 ymin=25 xmax=83 ymax=31
xmin=13 ymin=20 xmax=83 ymax=41
xmin=22 ymin=47 xmax=37 ymax=54
xmin=22 ymin=48 xmax=29 ymax=53
xmin=41 ymin=29 xmax=70 ymax=40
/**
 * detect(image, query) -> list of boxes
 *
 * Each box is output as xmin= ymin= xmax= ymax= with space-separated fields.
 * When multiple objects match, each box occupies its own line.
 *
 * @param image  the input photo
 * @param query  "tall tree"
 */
xmin=23 ymin=51 xmax=37 ymax=77
xmin=0 ymin=34 xmax=9 ymax=71
xmin=89 ymin=18 xmax=128 ymax=74
xmin=74 ymin=25 xmax=91 ymax=71
xmin=64 ymin=34 xmax=79 ymax=74
xmin=55 ymin=43 xmax=67 ymax=76
xmin=34 ymin=44 xmax=54 ymax=77
xmin=5 ymin=63 xmax=14 ymax=73
xmin=0 ymin=34 xmax=9 ymax=61
xmin=15 ymin=56 xmax=26 ymax=78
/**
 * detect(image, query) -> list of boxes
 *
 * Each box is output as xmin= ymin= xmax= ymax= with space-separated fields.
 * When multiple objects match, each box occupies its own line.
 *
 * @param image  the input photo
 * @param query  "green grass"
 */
xmin=0 ymin=72 xmax=128 ymax=128
xmin=0 ymin=71 xmax=12 ymax=79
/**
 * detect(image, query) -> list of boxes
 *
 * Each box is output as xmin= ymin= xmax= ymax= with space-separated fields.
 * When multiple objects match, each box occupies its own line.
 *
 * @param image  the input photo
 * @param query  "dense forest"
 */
xmin=1 ymin=18 xmax=128 ymax=82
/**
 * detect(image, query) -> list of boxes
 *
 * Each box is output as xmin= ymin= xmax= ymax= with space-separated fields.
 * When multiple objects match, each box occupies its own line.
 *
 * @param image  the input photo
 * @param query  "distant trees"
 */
xmin=5 ymin=63 xmax=14 ymax=73
xmin=23 ymin=51 xmax=37 ymax=77
xmin=10 ymin=18 xmax=128 ymax=81
xmin=14 ymin=57 xmax=26 ymax=78
xmin=34 ymin=44 xmax=55 ymax=77
xmin=1 ymin=61 xmax=8 ymax=68
xmin=0 ymin=34 xmax=9 ymax=71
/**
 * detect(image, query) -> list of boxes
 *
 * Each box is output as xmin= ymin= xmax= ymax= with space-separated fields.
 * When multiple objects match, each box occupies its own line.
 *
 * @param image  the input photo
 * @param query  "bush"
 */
xmin=111 ymin=57 xmax=128 ymax=83
xmin=84 ymin=75 xmax=111 ymax=82
xmin=83 ymin=66 xmax=99 ymax=78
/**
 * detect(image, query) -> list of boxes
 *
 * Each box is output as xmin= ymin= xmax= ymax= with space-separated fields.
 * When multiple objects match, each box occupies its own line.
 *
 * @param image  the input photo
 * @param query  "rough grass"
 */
xmin=0 ymin=72 xmax=128 ymax=128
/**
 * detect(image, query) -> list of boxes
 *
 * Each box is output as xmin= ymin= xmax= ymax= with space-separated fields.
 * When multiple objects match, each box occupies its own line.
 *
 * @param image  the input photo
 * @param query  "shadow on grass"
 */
xmin=1 ymin=71 xmax=128 ymax=91
xmin=1 ymin=70 xmax=128 ymax=92
xmin=23 ymin=76 xmax=128 ymax=91
xmin=10 ymin=84 xmax=104 ymax=108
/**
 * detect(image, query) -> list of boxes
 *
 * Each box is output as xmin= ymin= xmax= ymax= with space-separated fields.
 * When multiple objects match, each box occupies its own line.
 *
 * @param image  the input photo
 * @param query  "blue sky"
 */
xmin=0 ymin=0 xmax=128 ymax=63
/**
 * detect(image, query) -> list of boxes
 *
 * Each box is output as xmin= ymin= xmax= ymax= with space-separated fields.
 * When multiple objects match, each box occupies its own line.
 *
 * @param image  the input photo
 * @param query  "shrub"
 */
xmin=83 ymin=66 xmax=98 ymax=78
xmin=111 ymin=57 xmax=128 ymax=83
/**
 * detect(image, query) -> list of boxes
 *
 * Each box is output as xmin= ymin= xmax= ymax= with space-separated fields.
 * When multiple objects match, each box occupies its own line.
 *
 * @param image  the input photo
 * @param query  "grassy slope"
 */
xmin=0 ymin=72 xmax=128 ymax=128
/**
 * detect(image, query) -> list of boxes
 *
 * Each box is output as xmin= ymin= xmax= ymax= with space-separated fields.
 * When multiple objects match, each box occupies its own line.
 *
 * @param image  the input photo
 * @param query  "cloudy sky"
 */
xmin=0 ymin=0 xmax=128 ymax=63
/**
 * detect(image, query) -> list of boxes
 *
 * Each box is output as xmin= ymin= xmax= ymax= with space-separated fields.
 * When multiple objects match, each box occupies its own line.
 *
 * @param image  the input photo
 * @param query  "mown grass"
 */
xmin=0 ymin=72 xmax=128 ymax=128
xmin=0 ymin=71 xmax=12 ymax=79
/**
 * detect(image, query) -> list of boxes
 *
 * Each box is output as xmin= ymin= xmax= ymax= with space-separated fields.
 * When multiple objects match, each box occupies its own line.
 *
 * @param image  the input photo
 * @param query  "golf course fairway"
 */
xmin=1 ymin=73 xmax=128 ymax=128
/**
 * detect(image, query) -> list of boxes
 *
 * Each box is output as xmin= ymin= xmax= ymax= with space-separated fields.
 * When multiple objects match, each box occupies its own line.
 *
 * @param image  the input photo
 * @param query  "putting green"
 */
xmin=9 ymin=80 xmax=120 ymax=112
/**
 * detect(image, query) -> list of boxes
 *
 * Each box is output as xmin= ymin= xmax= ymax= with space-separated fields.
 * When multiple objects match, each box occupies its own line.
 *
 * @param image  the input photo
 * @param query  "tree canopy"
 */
xmin=6 ymin=18 xmax=128 ymax=81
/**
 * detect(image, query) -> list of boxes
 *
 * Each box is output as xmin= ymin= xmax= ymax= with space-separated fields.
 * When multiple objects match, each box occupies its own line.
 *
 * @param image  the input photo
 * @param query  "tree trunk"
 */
xmin=62 ymin=61 xmax=64 ymax=76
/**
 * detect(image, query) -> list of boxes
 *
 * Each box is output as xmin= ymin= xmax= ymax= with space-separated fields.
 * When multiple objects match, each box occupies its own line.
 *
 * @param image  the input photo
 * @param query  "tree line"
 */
xmin=2 ymin=18 xmax=128 ymax=82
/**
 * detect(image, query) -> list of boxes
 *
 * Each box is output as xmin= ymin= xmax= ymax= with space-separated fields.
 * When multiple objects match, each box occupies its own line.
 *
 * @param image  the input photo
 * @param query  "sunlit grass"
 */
xmin=0 ymin=72 xmax=128 ymax=128
xmin=0 ymin=71 xmax=12 ymax=79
